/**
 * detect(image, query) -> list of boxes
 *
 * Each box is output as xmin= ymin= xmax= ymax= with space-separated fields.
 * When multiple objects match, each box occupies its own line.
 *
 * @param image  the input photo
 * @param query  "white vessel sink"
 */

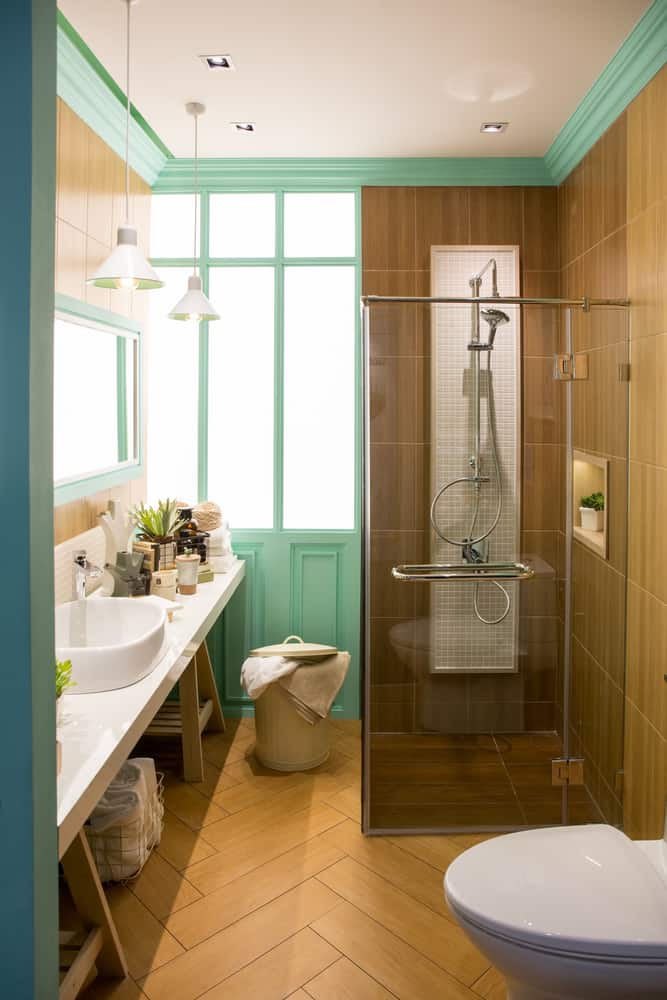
xmin=55 ymin=598 xmax=167 ymax=694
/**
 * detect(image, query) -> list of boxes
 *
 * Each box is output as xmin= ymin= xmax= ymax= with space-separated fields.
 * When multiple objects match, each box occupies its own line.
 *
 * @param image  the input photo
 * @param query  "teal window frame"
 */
xmin=53 ymin=293 xmax=143 ymax=506
xmin=150 ymin=187 xmax=362 ymax=533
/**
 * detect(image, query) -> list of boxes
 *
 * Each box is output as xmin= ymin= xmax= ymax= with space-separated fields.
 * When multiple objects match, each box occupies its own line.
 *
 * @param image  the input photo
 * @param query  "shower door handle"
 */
xmin=391 ymin=562 xmax=535 ymax=582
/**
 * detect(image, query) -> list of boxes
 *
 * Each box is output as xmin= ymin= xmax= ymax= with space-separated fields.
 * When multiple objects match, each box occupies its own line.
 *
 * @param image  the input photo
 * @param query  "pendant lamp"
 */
xmin=88 ymin=0 xmax=163 ymax=290
xmin=169 ymin=103 xmax=219 ymax=321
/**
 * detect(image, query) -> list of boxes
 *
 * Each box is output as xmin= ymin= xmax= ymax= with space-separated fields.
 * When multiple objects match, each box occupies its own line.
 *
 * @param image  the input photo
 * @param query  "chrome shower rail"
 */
xmin=391 ymin=562 xmax=535 ymax=582
xmin=362 ymin=295 xmax=630 ymax=309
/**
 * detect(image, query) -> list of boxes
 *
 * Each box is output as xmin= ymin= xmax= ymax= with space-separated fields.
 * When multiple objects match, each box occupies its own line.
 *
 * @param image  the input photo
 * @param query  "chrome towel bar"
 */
xmin=391 ymin=562 xmax=535 ymax=582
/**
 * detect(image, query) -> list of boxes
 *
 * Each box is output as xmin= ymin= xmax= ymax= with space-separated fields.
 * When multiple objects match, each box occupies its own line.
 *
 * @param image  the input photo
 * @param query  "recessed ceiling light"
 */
xmin=201 ymin=54 xmax=235 ymax=70
xmin=231 ymin=122 xmax=255 ymax=132
xmin=480 ymin=122 xmax=509 ymax=134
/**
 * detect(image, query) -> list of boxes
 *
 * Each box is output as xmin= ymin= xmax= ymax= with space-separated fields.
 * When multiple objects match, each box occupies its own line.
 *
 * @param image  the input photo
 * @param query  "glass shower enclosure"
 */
xmin=362 ymin=252 xmax=629 ymax=835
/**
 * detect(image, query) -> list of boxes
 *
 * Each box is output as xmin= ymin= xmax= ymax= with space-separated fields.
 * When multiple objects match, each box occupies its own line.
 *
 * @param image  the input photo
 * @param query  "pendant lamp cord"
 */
xmin=193 ymin=112 xmax=199 ymax=276
xmin=124 ymin=0 xmax=131 ymax=222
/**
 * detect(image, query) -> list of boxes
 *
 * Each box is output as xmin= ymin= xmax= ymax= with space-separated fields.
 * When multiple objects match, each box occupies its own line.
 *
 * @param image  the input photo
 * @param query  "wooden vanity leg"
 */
xmin=195 ymin=640 xmax=226 ymax=733
xmin=61 ymin=831 xmax=127 ymax=980
xmin=180 ymin=656 xmax=204 ymax=781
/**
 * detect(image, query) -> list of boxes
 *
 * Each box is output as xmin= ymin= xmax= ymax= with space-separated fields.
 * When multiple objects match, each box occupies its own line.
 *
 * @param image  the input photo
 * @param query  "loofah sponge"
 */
xmin=192 ymin=501 xmax=223 ymax=532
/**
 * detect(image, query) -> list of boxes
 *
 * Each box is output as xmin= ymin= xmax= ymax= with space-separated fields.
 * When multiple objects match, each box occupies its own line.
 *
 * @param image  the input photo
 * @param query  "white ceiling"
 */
xmin=59 ymin=0 xmax=651 ymax=159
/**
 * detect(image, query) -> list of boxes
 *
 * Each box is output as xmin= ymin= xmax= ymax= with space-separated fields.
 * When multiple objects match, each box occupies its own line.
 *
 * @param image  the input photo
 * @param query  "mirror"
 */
xmin=53 ymin=295 xmax=142 ymax=505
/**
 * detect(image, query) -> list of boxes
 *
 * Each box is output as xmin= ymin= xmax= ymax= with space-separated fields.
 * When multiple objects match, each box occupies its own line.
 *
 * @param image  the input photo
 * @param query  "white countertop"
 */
xmin=57 ymin=560 xmax=245 ymax=857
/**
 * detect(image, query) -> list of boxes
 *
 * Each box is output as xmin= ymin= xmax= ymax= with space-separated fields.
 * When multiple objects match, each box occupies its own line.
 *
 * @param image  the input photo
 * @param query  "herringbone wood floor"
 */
xmin=63 ymin=718 xmax=506 ymax=1000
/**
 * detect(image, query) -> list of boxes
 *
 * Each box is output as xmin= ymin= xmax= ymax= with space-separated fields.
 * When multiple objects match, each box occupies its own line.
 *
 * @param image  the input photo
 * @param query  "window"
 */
xmin=148 ymin=190 xmax=358 ymax=531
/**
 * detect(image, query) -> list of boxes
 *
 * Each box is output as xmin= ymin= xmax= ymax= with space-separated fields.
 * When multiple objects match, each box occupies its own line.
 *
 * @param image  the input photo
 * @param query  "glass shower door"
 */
xmin=363 ymin=295 xmax=629 ymax=834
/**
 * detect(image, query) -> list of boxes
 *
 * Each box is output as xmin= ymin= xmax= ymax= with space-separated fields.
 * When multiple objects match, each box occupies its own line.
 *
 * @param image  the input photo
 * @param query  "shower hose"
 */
xmin=429 ymin=351 xmax=511 ymax=625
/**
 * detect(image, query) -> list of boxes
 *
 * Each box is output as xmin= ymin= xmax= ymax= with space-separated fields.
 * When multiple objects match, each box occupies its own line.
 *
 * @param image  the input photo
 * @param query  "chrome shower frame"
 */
xmin=360 ymin=291 xmax=630 ymax=836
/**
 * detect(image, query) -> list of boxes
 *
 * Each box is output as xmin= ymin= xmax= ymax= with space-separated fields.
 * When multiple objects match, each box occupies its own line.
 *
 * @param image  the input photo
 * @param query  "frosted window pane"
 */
xmin=150 ymin=194 xmax=199 ymax=258
xmin=283 ymin=266 xmax=356 ymax=529
xmin=54 ymin=319 xmax=118 ymax=482
xmin=146 ymin=267 xmax=199 ymax=504
xmin=208 ymin=268 xmax=274 ymax=528
xmin=284 ymin=193 xmax=356 ymax=258
xmin=209 ymin=193 xmax=275 ymax=258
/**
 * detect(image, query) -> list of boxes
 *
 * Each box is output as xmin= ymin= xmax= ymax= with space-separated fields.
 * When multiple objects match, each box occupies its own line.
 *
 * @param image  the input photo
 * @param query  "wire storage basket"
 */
xmin=85 ymin=762 xmax=164 ymax=884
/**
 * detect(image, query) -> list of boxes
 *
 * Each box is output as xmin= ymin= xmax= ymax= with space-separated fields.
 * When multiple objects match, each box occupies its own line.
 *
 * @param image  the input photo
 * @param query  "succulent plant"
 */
xmin=128 ymin=498 xmax=188 ymax=541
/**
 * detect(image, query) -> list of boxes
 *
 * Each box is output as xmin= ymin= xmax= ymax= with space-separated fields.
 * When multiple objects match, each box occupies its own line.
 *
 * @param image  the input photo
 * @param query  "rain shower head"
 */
xmin=481 ymin=307 xmax=509 ymax=347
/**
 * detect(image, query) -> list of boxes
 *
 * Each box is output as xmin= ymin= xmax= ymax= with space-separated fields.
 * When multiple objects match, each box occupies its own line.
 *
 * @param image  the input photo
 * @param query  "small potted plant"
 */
xmin=129 ymin=498 xmax=188 ymax=571
xmin=56 ymin=657 xmax=75 ymax=725
xmin=580 ymin=491 xmax=604 ymax=532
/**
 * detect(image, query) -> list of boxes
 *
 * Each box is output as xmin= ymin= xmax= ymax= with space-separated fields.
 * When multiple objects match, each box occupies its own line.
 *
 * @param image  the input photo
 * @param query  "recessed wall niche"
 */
xmin=573 ymin=450 xmax=608 ymax=559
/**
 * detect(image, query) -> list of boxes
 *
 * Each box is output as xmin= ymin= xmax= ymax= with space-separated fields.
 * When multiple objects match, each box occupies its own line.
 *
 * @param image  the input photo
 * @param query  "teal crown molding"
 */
xmin=545 ymin=0 xmax=667 ymax=184
xmin=57 ymin=0 xmax=666 ymax=192
xmin=152 ymin=156 xmax=552 ymax=192
xmin=57 ymin=11 xmax=169 ymax=186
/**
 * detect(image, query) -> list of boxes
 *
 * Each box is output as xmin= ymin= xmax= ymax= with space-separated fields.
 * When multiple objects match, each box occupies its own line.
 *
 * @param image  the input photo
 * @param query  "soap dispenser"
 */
xmin=105 ymin=551 xmax=150 ymax=597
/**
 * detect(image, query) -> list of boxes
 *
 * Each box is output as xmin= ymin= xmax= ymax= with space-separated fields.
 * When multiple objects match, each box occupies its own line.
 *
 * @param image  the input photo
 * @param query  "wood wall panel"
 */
xmin=53 ymin=98 xmax=150 ymax=545
xmin=559 ymin=62 xmax=667 ymax=837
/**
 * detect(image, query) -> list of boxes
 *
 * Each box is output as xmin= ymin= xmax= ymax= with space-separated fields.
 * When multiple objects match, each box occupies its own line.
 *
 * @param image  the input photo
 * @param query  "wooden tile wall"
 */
xmin=362 ymin=184 xmax=562 ymax=735
xmin=559 ymin=63 xmax=667 ymax=837
xmin=54 ymin=99 xmax=150 ymax=544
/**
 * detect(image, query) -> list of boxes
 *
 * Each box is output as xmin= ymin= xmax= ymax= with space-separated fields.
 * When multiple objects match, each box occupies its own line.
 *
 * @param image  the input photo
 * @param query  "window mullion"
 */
xmin=274 ymin=191 xmax=285 ymax=531
xmin=197 ymin=189 xmax=210 ymax=502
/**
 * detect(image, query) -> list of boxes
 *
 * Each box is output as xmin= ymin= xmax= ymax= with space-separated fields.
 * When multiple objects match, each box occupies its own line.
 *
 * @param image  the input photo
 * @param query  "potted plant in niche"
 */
xmin=56 ymin=657 xmax=75 ymax=726
xmin=129 ymin=498 xmax=188 ymax=571
xmin=580 ymin=491 xmax=604 ymax=532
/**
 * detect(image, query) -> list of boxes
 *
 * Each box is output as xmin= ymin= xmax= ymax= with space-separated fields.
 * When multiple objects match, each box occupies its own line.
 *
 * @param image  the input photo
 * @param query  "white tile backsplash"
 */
xmin=430 ymin=247 xmax=521 ymax=673
xmin=54 ymin=526 xmax=106 ymax=605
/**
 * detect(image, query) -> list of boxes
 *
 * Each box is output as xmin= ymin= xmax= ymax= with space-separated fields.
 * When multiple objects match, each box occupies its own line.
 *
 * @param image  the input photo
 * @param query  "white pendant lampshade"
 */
xmin=168 ymin=102 xmax=219 ymax=322
xmin=169 ymin=275 xmax=220 ymax=321
xmin=88 ymin=0 xmax=162 ymax=292
xmin=89 ymin=224 xmax=163 ymax=290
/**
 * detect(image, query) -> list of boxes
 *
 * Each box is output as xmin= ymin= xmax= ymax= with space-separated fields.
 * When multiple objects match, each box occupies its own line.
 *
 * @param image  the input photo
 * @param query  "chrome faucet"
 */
xmin=72 ymin=550 xmax=103 ymax=601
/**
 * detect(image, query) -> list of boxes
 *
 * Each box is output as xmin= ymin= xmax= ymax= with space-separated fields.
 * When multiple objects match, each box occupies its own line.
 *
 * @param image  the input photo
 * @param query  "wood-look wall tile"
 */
xmin=370 ymin=618 xmax=416 ymax=686
xmin=628 ymin=460 xmax=667 ymax=603
xmin=521 ymin=272 xmax=559 ymax=357
xmin=55 ymin=220 xmax=86 ymax=300
xmin=370 ymin=444 xmax=416 ymax=530
xmin=583 ymin=132 xmax=605 ymax=251
xmin=369 ymin=357 xmax=416 ymax=443
xmin=657 ymin=199 xmax=667 ymax=336
xmin=85 ymin=237 xmax=112 ymax=312
xmin=414 ymin=270 xmax=432 ymax=357
xmin=414 ymin=187 xmax=469 ymax=269
xmin=522 ymin=444 xmax=562 ymax=531
xmin=57 ymin=101 xmax=88 ymax=232
xmin=370 ymin=531 xmax=419 ymax=619
xmin=630 ymin=334 xmax=658 ymax=465
xmin=600 ymin=115 xmax=627 ymax=239
xmin=558 ymin=162 xmax=584 ymax=268
xmin=626 ymin=582 xmax=667 ymax=739
xmin=469 ymin=187 xmax=522 ymax=247
xmin=627 ymin=63 xmax=667 ymax=221
xmin=522 ymin=188 xmax=558 ymax=270
xmin=623 ymin=699 xmax=667 ymax=839
xmin=627 ymin=208 xmax=659 ymax=339
xmin=362 ymin=188 xmax=415 ymax=269
xmin=86 ymin=126 xmax=115 ymax=247
xmin=362 ymin=271 xmax=416 ymax=357
xmin=523 ymin=357 xmax=561 ymax=444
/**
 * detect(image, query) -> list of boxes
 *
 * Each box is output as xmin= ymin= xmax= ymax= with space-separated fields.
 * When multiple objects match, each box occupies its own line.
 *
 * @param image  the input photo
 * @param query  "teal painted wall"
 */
xmin=0 ymin=0 xmax=57 ymax=995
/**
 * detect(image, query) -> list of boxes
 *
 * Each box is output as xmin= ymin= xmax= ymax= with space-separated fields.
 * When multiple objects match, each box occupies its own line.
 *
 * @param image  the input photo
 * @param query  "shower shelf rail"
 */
xmin=391 ymin=562 xmax=535 ymax=582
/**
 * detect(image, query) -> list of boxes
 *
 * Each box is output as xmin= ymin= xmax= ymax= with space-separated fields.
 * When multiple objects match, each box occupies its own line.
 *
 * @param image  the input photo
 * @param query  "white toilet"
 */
xmin=444 ymin=821 xmax=667 ymax=1000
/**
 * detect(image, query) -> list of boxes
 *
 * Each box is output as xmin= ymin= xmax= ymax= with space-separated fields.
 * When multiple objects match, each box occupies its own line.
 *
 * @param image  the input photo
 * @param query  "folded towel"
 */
xmin=210 ymin=553 xmax=236 ymax=574
xmin=88 ymin=762 xmax=147 ymax=832
xmin=279 ymin=652 xmax=350 ymax=724
xmin=241 ymin=655 xmax=301 ymax=699
xmin=207 ymin=525 xmax=232 ymax=553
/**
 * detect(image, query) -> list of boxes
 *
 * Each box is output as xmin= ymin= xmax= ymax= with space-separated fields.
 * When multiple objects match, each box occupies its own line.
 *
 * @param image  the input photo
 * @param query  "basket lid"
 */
xmin=249 ymin=634 xmax=338 ymax=658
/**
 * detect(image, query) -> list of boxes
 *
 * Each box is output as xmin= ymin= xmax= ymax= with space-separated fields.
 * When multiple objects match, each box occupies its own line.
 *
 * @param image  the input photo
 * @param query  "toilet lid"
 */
xmin=445 ymin=824 xmax=667 ymax=961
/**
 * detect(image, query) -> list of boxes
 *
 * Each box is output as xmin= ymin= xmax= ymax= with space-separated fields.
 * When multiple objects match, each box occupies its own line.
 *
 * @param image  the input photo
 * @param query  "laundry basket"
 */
xmin=251 ymin=636 xmax=336 ymax=771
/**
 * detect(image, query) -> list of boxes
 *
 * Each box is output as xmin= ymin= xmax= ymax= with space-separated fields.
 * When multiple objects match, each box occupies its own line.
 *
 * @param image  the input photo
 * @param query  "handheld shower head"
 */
xmin=481 ymin=307 xmax=509 ymax=347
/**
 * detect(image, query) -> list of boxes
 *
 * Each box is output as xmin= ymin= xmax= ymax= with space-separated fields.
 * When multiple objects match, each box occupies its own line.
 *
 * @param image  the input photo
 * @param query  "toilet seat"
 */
xmin=445 ymin=824 xmax=667 ymax=963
